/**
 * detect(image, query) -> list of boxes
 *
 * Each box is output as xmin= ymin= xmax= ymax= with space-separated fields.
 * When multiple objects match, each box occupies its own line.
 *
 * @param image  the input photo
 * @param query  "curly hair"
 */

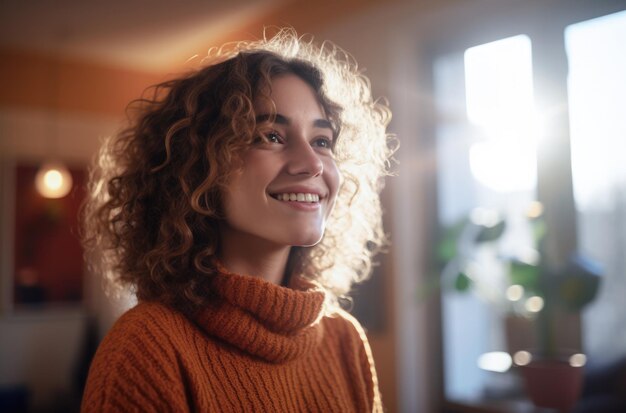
xmin=82 ymin=28 xmax=394 ymax=311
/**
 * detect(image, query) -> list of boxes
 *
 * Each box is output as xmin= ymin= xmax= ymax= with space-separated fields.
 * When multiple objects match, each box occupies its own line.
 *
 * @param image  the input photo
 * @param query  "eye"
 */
xmin=312 ymin=136 xmax=334 ymax=150
xmin=265 ymin=131 xmax=284 ymax=144
xmin=254 ymin=130 xmax=284 ymax=146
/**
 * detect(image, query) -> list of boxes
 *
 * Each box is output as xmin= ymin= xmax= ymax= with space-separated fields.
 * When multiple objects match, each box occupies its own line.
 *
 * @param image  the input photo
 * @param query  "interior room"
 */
xmin=1 ymin=0 xmax=625 ymax=412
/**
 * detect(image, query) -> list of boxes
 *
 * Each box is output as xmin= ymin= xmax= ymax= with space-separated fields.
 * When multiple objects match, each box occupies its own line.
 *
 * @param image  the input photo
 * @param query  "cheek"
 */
xmin=325 ymin=159 xmax=342 ymax=207
xmin=222 ymin=172 xmax=250 ymax=216
xmin=225 ymin=175 xmax=259 ymax=209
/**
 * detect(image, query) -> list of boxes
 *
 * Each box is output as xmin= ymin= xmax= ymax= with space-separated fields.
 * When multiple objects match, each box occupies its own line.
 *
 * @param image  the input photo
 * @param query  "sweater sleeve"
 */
xmin=333 ymin=309 xmax=384 ymax=413
xmin=81 ymin=304 xmax=189 ymax=413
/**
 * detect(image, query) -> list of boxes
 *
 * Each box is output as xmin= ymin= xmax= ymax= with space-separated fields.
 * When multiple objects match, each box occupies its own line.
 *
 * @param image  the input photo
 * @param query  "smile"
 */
xmin=271 ymin=193 xmax=320 ymax=203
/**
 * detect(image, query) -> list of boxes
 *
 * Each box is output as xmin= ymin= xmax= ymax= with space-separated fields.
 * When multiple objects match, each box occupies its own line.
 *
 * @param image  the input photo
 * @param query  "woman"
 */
xmin=81 ymin=29 xmax=393 ymax=412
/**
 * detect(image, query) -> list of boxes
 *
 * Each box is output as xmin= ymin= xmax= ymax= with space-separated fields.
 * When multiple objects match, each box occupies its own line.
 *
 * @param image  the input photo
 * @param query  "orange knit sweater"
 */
xmin=81 ymin=269 xmax=383 ymax=412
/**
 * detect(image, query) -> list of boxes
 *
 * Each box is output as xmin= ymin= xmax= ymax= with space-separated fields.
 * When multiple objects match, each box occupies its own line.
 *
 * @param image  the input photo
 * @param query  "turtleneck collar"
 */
xmin=193 ymin=267 xmax=326 ymax=363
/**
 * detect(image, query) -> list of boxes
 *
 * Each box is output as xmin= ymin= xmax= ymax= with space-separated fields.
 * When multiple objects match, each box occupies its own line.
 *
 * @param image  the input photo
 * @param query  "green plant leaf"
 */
xmin=454 ymin=272 xmax=472 ymax=292
xmin=531 ymin=218 xmax=546 ymax=244
xmin=509 ymin=260 xmax=541 ymax=291
xmin=555 ymin=276 xmax=598 ymax=310
xmin=475 ymin=220 xmax=506 ymax=243
xmin=437 ymin=237 xmax=457 ymax=263
xmin=554 ymin=255 xmax=602 ymax=311
xmin=437 ymin=219 xmax=467 ymax=262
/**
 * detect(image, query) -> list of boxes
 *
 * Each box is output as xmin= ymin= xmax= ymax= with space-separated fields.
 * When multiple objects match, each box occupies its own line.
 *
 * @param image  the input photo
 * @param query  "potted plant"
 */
xmin=436 ymin=202 xmax=602 ymax=411
xmin=513 ymin=251 xmax=602 ymax=412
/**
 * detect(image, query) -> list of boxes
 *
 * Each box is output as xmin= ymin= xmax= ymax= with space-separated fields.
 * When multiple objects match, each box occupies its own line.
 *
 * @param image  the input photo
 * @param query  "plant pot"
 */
xmin=519 ymin=358 xmax=583 ymax=411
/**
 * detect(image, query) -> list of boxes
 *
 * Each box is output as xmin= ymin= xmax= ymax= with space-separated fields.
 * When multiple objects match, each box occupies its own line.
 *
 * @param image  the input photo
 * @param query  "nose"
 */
xmin=286 ymin=140 xmax=323 ymax=177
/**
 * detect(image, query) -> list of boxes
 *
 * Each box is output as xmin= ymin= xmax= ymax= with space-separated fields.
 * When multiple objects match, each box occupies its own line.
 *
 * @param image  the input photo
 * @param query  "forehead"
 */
xmin=254 ymin=74 xmax=326 ymax=119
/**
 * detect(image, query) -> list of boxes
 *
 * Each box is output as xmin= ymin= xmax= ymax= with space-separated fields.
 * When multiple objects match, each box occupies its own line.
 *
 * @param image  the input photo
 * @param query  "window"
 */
xmin=435 ymin=35 xmax=538 ymax=402
xmin=428 ymin=2 xmax=626 ymax=408
xmin=566 ymin=10 xmax=626 ymax=365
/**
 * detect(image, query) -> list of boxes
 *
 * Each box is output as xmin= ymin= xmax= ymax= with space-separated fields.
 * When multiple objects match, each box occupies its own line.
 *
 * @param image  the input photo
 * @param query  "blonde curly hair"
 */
xmin=82 ymin=28 xmax=394 ymax=311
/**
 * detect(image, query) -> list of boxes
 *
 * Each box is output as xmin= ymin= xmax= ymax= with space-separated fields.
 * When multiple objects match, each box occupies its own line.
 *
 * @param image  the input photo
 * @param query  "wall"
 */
xmin=0 ymin=309 xmax=87 ymax=409
xmin=0 ymin=51 xmax=158 ymax=410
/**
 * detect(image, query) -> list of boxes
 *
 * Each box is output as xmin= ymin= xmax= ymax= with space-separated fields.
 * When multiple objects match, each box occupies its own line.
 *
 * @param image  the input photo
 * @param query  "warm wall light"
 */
xmin=35 ymin=163 xmax=73 ymax=198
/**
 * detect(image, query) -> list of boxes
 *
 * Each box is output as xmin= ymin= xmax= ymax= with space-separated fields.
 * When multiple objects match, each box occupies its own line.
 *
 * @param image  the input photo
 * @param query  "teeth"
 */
xmin=275 ymin=193 xmax=320 ymax=203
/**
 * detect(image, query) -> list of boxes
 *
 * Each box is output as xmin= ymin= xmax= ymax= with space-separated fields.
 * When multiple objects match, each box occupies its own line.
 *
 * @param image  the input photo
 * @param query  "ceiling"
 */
xmin=0 ymin=0 xmax=388 ymax=74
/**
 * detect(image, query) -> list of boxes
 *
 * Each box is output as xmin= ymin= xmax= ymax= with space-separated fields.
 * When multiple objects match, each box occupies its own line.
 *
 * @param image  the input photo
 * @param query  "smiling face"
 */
xmin=220 ymin=74 xmax=341 ymax=251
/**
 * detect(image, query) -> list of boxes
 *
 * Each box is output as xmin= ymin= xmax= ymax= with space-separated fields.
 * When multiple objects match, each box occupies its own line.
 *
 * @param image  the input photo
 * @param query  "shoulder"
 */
xmin=322 ymin=307 xmax=370 ymax=343
xmin=111 ymin=301 xmax=188 ymax=334
xmin=94 ymin=301 xmax=194 ymax=367
xmin=81 ymin=302 xmax=191 ymax=412
xmin=97 ymin=302 xmax=183 ymax=349
xmin=321 ymin=307 xmax=374 ymax=360
xmin=90 ymin=301 xmax=190 ymax=371
xmin=116 ymin=300 xmax=187 ymax=326
xmin=322 ymin=307 xmax=384 ymax=412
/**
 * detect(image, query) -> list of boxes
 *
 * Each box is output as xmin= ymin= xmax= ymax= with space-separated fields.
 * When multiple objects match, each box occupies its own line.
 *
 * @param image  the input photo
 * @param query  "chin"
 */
xmin=286 ymin=229 xmax=324 ymax=247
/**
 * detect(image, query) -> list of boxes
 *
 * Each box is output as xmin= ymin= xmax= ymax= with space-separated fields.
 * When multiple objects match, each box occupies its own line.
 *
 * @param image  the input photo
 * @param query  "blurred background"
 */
xmin=1 ymin=0 xmax=625 ymax=412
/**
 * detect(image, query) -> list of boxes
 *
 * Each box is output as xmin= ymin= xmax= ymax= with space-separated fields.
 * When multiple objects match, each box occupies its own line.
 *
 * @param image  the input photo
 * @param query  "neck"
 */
xmin=218 ymin=229 xmax=291 ymax=285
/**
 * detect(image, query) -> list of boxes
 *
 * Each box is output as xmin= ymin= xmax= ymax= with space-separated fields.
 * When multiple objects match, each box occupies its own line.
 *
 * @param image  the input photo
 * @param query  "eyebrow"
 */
xmin=256 ymin=113 xmax=334 ymax=131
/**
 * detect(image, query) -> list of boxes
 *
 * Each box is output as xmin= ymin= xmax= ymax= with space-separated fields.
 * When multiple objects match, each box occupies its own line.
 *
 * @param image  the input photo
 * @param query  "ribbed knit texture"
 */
xmin=81 ymin=269 xmax=383 ymax=412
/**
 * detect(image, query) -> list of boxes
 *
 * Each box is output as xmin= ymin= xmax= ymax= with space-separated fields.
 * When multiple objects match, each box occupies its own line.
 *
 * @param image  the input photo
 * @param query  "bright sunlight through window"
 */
xmin=566 ymin=10 xmax=626 ymax=212
xmin=464 ymin=35 xmax=537 ymax=193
